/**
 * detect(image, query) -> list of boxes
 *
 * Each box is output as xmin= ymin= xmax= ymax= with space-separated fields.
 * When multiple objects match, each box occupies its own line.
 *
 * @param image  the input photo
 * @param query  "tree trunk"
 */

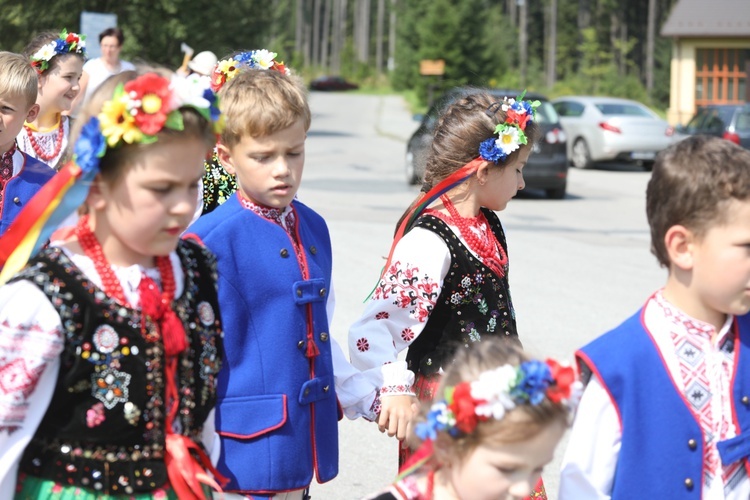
xmin=321 ymin=0 xmax=333 ymax=72
xmin=519 ymin=0 xmax=528 ymax=86
xmin=508 ymin=0 xmax=517 ymax=27
xmin=376 ymin=0 xmax=385 ymax=75
xmin=331 ymin=0 xmax=342 ymax=73
xmin=304 ymin=2 xmax=312 ymax=67
xmin=313 ymin=0 xmax=322 ymax=68
xmin=295 ymin=0 xmax=304 ymax=56
xmin=546 ymin=0 xmax=557 ymax=89
xmin=646 ymin=0 xmax=656 ymax=95
xmin=388 ymin=0 xmax=396 ymax=71
xmin=357 ymin=0 xmax=371 ymax=64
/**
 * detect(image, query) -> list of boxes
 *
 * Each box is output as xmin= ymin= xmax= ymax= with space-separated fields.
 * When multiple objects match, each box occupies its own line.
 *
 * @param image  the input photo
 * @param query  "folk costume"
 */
xmin=0 ymin=238 xmax=224 ymax=499
xmin=17 ymin=116 xmax=71 ymax=170
xmin=560 ymin=292 xmax=750 ymax=499
xmin=0 ymin=144 xmax=55 ymax=237
xmin=200 ymin=148 xmax=237 ymax=215
xmin=186 ymin=193 xmax=373 ymax=497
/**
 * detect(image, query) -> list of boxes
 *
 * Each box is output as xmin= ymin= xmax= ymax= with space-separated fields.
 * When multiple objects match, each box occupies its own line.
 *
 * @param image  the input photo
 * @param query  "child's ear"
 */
xmin=25 ymin=104 xmax=40 ymax=123
xmin=475 ymin=160 xmax=492 ymax=186
xmin=216 ymin=144 xmax=236 ymax=176
xmin=85 ymin=174 xmax=108 ymax=211
xmin=664 ymin=225 xmax=696 ymax=270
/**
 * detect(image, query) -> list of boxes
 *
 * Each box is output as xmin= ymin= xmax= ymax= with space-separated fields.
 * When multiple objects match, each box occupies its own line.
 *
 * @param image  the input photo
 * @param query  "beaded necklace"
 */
xmin=75 ymin=214 xmax=181 ymax=346
xmin=440 ymin=195 xmax=508 ymax=278
xmin=24 ymin=118 xmax=65 ymax=162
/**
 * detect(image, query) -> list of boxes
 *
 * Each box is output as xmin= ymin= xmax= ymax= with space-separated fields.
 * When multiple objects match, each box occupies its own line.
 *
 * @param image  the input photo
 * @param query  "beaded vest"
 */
xmin=15 ymin=240 xmax=223 ymax=495
xmin=405 ymin=208 xmax=519 ymax=376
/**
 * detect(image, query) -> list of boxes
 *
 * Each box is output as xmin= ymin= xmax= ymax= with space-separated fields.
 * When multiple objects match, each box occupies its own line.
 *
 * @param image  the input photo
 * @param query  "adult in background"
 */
xmin=69 ymin=27 xmax=134 ymax=116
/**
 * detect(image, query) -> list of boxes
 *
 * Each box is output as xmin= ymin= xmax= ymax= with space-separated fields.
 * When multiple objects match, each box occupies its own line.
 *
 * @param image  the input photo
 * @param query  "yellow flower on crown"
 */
xmin=98 ymin=96 xmax=142 ymax=147
xmin=218 ymin=59 xmax=240 ymax=80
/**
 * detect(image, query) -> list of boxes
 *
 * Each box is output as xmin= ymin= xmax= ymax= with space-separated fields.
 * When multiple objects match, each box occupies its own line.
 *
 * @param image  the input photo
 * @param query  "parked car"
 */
xmin=310 ymin=76 xmax=359 ymax=91
xmin=406 ymin=88 xmax=569 ymax=199
xmin=551 ymin=96 xmax=674 ymax=169
xmin=672 ymin=104 xmax=750 ymax=149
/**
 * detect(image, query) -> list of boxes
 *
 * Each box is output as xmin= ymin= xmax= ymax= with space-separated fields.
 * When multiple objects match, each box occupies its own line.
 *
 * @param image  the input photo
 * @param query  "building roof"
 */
xmin=661 ymin=0 xmax=750 ymax=37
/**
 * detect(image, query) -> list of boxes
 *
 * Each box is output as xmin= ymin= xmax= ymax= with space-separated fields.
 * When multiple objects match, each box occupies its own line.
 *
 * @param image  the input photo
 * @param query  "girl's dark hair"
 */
xmin=396 ymin=90 xmax=540 ymax=233
xmin=23 ymin=30 xmax=85 ymax=74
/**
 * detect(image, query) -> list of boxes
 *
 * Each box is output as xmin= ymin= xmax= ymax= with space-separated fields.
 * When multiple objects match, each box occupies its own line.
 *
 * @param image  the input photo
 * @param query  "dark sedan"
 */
xmin=310 ymin=76 xmax=359 ymax=91
xmin=405 ymin=88 xmax=569 ymax=199
xmin=672 ymin=104 xmax=750 ymax=150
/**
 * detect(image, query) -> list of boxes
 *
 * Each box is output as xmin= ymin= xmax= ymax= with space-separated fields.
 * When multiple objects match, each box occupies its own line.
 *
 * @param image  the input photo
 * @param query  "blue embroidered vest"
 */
xmin=0 ymin=153 xmax=55 ymax=236
xmin=578 ymin=310 xmax=750 ymax=498
xmin=186 ymin=195 xmax=339 ymax=495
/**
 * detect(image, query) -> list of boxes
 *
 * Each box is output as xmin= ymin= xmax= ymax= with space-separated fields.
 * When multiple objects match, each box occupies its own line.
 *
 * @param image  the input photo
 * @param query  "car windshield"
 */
xmin=595 ymin=103 xmax=653 ymax=117
xmin=533 ymin=101 xmax=559 ymax=125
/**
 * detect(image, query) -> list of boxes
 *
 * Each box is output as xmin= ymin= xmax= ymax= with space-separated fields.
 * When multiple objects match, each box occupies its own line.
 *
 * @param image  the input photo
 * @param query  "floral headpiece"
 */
xmin=30 ymin=29 xmax=86 ymax=73
xmin=478 ymin=93 xmax=541 ymax=164
xmin=415 ymin=358 xmax=582 ymax=441
xmin=211 ymin=49 xmax=288 ymax=92
xmin=76 ymin=73 xmax=223 ymax=171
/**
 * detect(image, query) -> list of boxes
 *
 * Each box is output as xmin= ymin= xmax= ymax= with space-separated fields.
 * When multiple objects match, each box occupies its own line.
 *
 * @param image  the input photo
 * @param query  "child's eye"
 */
xmin=149 ymin=186 xmax=171 ymax=194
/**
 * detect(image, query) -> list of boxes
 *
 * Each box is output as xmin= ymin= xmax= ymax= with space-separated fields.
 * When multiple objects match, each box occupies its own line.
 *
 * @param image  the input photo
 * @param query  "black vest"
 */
xmin=15 ymin=240 xmax=223 ymax=495
xmin=405 ymin=209 xmax=519 ymax=376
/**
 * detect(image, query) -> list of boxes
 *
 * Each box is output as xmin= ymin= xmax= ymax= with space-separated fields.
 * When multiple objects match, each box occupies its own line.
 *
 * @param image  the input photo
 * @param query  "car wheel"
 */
xmin=405 ymin=150 xmax=419 ymax=185
xmin=641 ymin=160 xmax=654 ymax=172
xmin=546 ymin=185 xmax=566 ymax=199
xmin=571 ymin=138 xmax=593 ymax=169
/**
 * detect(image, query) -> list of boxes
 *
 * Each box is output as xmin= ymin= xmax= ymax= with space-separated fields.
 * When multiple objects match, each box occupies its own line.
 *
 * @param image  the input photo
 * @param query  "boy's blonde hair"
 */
xmin=219 ymin=69 xmax=311 ymax=148
xmin=0 ymin=51 xmax=39 ymax=108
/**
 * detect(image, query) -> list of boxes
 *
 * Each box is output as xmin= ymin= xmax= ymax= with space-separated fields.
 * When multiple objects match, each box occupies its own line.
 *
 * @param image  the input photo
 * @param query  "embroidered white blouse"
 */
xmin=559 ymin=291 xmax=750 ymax=499
xmin=348 ymin=213 xmax=503 ymax=408
xmin=0 ymin=248 xmax=220 ymax=498
xmin=16 ymin=117 xmax=70 ymax=169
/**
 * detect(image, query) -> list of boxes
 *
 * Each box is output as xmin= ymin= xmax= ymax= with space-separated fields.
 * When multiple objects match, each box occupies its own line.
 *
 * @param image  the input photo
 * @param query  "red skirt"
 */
xmin=399 ymin=372 xmax=547 ymax=500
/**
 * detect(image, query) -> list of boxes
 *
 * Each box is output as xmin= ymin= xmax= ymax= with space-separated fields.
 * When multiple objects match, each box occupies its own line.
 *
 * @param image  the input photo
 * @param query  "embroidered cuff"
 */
xmin=379 ymin=361 xmax=415 ymax=396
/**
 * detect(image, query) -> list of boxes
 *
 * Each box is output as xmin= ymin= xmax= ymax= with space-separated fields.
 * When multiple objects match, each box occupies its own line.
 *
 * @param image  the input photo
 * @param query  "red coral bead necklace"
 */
xmin=440 ymin=194 xmax=508 ymax=277
xmin=24 ymin=117 xmax=64 ymax=162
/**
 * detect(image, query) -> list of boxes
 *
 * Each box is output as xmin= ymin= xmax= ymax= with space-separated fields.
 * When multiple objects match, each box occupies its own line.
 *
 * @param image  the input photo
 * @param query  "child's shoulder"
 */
xmin=186 ymin=196 xmax=244 ymax=238
xmin=19 ymin=152 xmax=55 ymax=179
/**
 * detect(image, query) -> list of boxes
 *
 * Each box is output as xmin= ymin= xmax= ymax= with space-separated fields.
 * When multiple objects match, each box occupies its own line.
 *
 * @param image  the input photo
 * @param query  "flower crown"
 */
xmin=75 ymin=73 xmax=223 ymax=173
xmin=210 ymin=49 xmax=288 ymax=92
xmin=415 ymin=358 xmax=582 ymax=441
xmin=478 ymin=93 xmax=541 ymax=164
xmin=30 ymin=29 xmax=86 ymax=73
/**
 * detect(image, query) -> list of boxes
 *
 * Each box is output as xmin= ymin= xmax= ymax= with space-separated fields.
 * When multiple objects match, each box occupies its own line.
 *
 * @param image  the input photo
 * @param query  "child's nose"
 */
xmin=508 ymin=477 xmax=534 ymax=498
xmin=272 ymin=157 xmax=290 ymax=177
xmin=517 ymin=174 xmax=526 ymax=191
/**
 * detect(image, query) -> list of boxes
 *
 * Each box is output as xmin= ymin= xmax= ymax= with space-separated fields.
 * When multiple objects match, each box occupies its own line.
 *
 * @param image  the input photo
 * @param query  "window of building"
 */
xmin=695 ymin=48 xmax=749 ymax=105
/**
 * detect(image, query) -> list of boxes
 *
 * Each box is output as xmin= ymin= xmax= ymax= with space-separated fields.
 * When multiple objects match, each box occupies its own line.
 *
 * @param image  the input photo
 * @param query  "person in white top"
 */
xmin=559 ymin=136 xmax=750 ymax=499
xmin=0 ymin=70 xmax=226 ymax=499
xmin=69 ymin=27 xmax=135 ymax=116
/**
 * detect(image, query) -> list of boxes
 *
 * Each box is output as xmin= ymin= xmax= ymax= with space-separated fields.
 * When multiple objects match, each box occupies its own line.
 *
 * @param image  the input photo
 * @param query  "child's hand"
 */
xmin=377 ymin=394 xmax=419 ymax=440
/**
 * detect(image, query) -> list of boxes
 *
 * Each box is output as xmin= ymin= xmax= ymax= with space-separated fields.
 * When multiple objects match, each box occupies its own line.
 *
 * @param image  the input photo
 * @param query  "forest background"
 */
xmin=0 ymin=0 xmax=677 ymax=114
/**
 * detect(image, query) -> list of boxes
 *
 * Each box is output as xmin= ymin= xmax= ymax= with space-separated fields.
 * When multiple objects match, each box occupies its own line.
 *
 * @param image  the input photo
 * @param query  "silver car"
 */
xmin=552 ymin=96 xmax=674 ymax=169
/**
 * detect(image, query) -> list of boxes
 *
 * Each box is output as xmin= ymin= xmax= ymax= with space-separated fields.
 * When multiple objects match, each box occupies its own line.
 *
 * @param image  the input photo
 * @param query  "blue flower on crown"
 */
xmin=511 ymin=360 xmax=553 ymax=405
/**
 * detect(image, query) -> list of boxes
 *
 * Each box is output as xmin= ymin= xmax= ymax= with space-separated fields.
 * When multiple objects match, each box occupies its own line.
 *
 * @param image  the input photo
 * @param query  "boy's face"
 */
xmin=689 ymin=199 xmax=750 ymax=318
xmin=0 ymin=94 xmax=38 ymax=154
xmin=218 ymin=119 xmax=306 ymax=209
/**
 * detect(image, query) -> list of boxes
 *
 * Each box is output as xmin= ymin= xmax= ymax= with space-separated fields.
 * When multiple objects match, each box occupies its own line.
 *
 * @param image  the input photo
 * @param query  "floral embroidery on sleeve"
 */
xmin=373 ymin=261 xmax=439 ymax=323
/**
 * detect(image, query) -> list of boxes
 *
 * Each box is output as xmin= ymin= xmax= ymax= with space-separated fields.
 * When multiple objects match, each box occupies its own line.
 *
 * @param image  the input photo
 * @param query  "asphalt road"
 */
xmin=299 ymin=91 xmax=664 ymax=499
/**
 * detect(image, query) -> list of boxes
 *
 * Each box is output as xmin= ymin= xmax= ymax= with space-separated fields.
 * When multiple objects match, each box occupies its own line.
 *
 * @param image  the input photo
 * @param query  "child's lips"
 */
xmin=165 ymin=227 xmax=183 ymax=235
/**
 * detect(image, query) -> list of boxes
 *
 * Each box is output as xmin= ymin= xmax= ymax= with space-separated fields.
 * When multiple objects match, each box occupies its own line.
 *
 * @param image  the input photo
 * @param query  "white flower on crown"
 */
xmin=33 ymin=42 xmax=56 ymax=63
xmin=170 ymin=74 xmax=211 ymax=111
xmin=471 ymin=365 xmax=518 ymax=420
xmin=496 ymin=126 xmax=521 ymax=155
xmin=253 ymin=50 xmax=278 ymax=70
xmin=501 ymin=97 xmax=516 ymax=112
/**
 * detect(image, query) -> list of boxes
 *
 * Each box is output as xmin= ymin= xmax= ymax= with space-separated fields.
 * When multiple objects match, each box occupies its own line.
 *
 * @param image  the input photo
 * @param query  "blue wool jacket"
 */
xmin=186 ymin=194 xmax=339 ymax=496
xmin=578 ymin=309 xmax=750 ymax=499
xmin=0 ymin=153 xmax=55 ymax=236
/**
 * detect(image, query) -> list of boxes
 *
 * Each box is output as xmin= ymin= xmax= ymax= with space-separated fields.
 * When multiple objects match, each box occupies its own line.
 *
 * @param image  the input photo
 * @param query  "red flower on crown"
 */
xmin=505 ymin=108 xmax=532 ymax=131
xmin=449 ymin=382 xmax=483 ymax=433
xmin=544 ymin=358 xmax=577 ymax=404
xmin=124 ymin=74 xmax=172 ymax=136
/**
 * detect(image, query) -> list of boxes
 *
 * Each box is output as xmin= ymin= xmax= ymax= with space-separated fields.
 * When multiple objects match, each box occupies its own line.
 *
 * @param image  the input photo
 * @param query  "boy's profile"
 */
xmin=559 ymin=135 xmax=750 ymax=499
xmin=0 ymin=51 xmax=55 ymax=236
xmin=186 ymin=65 xmax=373 ymax=498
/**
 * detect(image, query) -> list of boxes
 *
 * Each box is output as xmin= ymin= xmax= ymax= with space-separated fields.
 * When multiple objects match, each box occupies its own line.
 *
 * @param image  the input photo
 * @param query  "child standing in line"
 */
xmin=559 ymin=135 xmax=750 ymax=499
xmin=185 ymin=54 xmax=375 ymax=499
xmin=0 ymin=51 xmax=55 ymax=237
xmin=365 ymin=337 xmax=579 ymax=500
xmin=17 ymin=29 xmax=86 ymax=169
xmin=0 ymin=70 xmax=225 ymax=499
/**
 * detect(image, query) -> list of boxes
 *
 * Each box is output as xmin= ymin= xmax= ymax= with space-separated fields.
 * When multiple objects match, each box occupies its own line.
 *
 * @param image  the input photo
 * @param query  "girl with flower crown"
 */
xmin=348 ymin=90 xmax=554 ymax=497
xmin=0 ymin=69 xmax=226 ymax=499
xmin=17 ymin=30 xmax=86 ymax=170
xmin=364 ymin=337 xmax=580 ymax=500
